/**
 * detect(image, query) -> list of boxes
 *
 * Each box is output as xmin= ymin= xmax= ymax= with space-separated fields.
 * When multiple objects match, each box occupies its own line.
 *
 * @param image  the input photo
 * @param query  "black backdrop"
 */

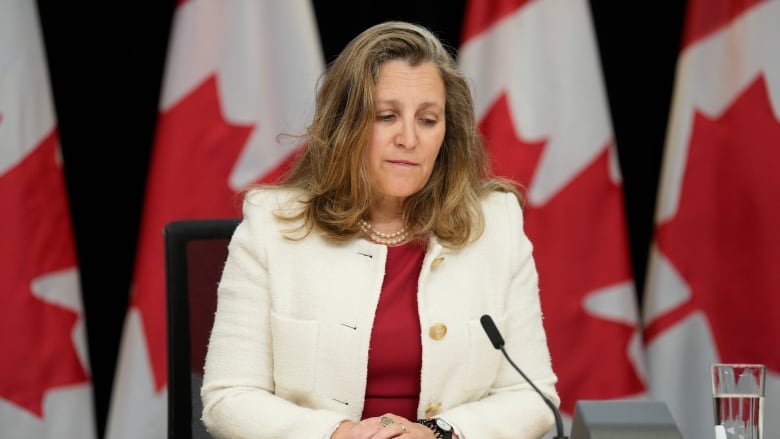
xmin=35 ymin=1 xmax=686 ymax=437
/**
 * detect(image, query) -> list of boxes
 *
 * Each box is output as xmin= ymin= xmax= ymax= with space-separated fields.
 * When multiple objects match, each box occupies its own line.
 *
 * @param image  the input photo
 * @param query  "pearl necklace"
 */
xmin=358 ymin=219 xmax=408 ymax=246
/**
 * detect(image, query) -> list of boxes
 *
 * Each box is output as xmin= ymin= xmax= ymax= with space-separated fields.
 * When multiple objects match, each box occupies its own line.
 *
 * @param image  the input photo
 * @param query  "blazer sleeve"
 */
xmin=441 ymin=191 xmax=560 ymax=439
xmin=200 ymin=189 xmax=347 ymax=439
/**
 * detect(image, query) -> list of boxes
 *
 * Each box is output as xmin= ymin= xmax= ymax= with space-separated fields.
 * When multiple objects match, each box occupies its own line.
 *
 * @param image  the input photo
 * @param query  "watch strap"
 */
xmin=416 ymin=418 xmax=452 ymax=439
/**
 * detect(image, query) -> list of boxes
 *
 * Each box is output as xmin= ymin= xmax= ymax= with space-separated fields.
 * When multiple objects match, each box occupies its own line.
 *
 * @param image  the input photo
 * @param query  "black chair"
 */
xmin=164 ymin=218 xmax=241 ymax=439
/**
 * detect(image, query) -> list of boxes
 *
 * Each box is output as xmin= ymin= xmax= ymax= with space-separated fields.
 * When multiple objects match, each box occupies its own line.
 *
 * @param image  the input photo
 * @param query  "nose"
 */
xmin=395 ymin=118 xmax=417 ymax=149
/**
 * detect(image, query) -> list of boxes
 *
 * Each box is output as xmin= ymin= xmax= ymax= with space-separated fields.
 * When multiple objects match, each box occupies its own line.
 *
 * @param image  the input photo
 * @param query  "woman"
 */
xmin=200 ymin=21 xmax=559 ymax=439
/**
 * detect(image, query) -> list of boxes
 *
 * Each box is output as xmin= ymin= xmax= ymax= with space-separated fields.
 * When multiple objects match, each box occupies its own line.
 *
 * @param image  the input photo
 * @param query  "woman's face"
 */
xmin=366 ymin=59 xmax=446 ymax=204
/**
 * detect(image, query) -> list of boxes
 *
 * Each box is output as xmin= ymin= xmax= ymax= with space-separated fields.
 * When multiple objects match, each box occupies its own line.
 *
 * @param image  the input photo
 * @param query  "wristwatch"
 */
xmin=435 ymin=418 xmax=453 ymax=439
xmin=417 ymin=418 xmax=453 ymax=439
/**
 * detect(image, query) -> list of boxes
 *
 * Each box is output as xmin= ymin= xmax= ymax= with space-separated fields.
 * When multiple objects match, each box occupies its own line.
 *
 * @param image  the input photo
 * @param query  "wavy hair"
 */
xmin=264 ymin=20 xmax=520 ymax=248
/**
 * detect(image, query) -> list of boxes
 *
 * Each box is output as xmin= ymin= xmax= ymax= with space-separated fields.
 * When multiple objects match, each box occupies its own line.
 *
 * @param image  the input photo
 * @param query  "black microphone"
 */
xmin=480 ymin=314 xmax=567 ymax=439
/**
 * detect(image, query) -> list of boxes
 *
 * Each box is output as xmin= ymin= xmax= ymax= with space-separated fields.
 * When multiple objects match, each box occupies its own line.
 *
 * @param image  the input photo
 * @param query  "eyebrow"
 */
xmin=375 ymin=99 xmax=444 ymax=111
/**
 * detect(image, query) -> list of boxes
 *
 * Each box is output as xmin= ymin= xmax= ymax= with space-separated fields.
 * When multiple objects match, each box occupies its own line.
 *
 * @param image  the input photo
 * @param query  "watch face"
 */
xmin=435 ymin=418 xmax=452 ymax=431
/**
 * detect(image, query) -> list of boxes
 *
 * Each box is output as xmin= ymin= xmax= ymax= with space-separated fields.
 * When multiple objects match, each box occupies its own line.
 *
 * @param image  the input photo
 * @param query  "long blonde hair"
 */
xmin=266 ymin=20 xmax=519 ymax=248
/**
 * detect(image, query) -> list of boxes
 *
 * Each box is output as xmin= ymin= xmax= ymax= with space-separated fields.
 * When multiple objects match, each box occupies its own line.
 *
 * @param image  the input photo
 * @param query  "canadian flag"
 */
xmin=104 ymin=1 xmax=324 ymax=438
xmin=459 ymin=0 xmax=647 ymax=429
xmin=642 ymin=0 xmax=780 ymax=438
xmin=0 ymin=1 xmax=96 ymax=438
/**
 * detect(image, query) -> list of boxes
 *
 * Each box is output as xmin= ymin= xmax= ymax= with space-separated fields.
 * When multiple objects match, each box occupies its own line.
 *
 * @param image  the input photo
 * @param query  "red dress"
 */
xmin=361 ymin=242 xmax=425 ymax=421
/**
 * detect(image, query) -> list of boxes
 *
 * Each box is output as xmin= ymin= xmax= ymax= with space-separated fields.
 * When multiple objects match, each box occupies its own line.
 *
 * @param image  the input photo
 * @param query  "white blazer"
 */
xmin=201 ymin=187 xmax=559 ymax=439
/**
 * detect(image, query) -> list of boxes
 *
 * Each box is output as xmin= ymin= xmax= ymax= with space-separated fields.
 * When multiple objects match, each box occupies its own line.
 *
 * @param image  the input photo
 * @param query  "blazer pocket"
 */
xmin=270 ymin=311 xmax=319 ymax=392
xmin=464 ymin=316 xmax=504 ymax=391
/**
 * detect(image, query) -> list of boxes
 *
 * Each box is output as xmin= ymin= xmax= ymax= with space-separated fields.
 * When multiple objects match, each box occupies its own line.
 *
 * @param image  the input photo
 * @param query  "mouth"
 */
xmin=387 ymin=160 xmax=417 ymax=166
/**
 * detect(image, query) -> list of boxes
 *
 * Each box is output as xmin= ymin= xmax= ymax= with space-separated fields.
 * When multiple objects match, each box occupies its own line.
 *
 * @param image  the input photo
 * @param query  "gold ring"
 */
xmin=380 ymin=416 xmax=394 ymax=426
xmin=400 ymin=424 xmax=407 ymax=432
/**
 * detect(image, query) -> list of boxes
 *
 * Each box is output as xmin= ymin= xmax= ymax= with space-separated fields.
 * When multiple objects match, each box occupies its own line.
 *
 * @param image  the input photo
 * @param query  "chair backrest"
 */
xmin=164 ymin=218 xmax=240 ymax=439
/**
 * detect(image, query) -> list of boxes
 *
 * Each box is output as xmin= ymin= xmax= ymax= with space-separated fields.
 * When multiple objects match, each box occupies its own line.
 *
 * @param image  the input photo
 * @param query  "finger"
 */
xmin=369 ymin=417 xmax=409 ymax=439
xmin=349 ymin=419 xmax=383 ymax=439
xmin=385 ymin=422 xmax=409 ymax=438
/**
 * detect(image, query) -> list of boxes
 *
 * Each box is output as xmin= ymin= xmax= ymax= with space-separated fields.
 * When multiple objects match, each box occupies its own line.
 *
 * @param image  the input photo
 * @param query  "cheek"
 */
xmin=427 ymin=126 xmax=446 ymax=151
xmin=364 ymin=135 xmax=380 ymax=164
xmin=366 ymin=129 xmax=387 ymax=160
xmin=424 ymin=135 xmax=445 ymax=163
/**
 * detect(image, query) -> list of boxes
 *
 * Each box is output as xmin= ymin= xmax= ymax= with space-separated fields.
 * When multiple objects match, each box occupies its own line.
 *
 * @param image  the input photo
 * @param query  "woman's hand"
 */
xmin=330 ymin=413 xmax=438 ymax=438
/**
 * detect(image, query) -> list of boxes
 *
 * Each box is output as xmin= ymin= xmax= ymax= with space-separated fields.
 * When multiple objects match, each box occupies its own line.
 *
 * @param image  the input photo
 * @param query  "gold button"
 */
xmin=431 ymin=257 xmax=445 ymax=269
xmin=425 ymin=401 xmax=442 ymax=417
xmin=429 ymin=323 xmax=447 ymax=340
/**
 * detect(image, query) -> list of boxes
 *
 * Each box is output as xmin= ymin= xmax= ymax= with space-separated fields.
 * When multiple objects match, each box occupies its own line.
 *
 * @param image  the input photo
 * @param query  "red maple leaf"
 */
xmin=645 ymin=75 xmax=780 ymax=371
xmin=132 ymin=74 xmax=259 ymax=389
xmin=480 ymin=93 xmax=643 ymax=415
xmin=0 ymin=130 xmax=89 ymax=416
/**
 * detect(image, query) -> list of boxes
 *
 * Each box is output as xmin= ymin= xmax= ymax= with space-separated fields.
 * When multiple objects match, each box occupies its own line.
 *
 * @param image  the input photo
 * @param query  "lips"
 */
xmin=387 ymin=160 xmax=416 ymax=166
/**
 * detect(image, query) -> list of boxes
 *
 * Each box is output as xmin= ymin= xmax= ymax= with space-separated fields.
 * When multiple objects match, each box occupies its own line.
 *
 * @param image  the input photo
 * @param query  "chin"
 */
xmin=375 ymin=181 xmax=426 ymax=200
xmin=384 ymin=189 xmax=420 ymax=199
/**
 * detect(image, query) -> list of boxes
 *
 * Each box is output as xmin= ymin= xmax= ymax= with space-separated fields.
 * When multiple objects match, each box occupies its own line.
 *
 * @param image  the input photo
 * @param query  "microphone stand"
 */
xmin=497 ymin=345 xmax=567 ymax=439
xmin=480 ymin=314 xmax=567 ymax=439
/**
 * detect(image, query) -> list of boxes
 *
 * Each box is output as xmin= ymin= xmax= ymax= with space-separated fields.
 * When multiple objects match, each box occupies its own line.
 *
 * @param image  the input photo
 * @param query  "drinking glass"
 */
xmin=711 ymin=363 xmax=765 ymax=439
